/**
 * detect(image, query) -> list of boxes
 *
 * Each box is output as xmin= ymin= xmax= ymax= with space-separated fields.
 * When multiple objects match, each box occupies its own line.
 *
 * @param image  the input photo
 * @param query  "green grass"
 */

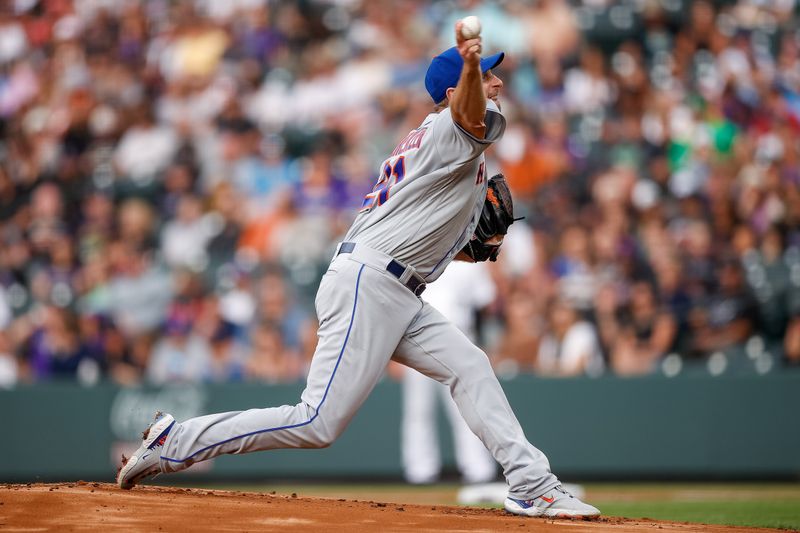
xmin=594 ymin=500 xmax=800 ymax=530
xmin=589 ymin=483 xmax=800 ymax=530
xmin=196 ymin=481 xmax=800 ymax=530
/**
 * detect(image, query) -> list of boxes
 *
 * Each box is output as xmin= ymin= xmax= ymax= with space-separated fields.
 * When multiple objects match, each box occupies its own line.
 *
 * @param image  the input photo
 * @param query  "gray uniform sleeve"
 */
xmin=430 ymin=100 xmax=506 ymax=168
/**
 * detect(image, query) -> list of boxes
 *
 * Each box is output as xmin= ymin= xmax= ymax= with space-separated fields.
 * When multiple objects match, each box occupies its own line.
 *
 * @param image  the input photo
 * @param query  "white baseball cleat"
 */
xmin=116 ymin=412 xmax=175 ymax=490
xmin=504 ymin=485 xmax=601 ymax=518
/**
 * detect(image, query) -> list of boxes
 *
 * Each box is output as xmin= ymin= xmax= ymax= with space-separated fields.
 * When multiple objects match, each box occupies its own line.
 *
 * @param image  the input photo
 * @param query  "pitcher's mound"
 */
xmin=0 ymin=483 xmax=783 ymax=532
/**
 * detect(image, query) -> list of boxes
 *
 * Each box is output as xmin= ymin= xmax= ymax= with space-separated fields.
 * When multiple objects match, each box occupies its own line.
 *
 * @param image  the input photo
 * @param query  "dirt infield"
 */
xmin=0 ymin=483 xmax=788 ymax=532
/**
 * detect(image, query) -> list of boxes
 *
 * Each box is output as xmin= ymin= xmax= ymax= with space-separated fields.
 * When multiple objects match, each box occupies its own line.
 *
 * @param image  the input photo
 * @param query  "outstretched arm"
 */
xmin=449 ymin=21 xmax=487 ymax=139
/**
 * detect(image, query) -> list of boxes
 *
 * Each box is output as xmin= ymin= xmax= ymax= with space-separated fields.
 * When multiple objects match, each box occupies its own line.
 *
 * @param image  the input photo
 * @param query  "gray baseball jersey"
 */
xmin=156 ymin=99 xmax=560 ymax=501
xmin=344 ymin=100 xmax=505 ymax=282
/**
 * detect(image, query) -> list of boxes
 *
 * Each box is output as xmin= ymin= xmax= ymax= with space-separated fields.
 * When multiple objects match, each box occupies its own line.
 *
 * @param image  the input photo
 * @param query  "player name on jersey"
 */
xmin=391 ymin=127 xmax=428 ymax=156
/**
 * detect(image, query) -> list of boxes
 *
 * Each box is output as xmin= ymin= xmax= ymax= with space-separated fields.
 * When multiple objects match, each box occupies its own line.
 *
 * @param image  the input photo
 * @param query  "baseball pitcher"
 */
xmin=117 ymin=21 xmax=600 ymax=519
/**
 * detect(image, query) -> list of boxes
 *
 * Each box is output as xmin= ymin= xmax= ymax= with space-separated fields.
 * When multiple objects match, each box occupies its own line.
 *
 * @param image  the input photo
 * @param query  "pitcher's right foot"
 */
xmin=116 ymin=412 xmax=175 ymax=490
xmin=504 ymin=485 xmax=601 ymax=518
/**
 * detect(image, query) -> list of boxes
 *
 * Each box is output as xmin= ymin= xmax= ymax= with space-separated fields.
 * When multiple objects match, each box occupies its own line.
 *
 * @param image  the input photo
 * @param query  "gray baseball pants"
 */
xmin=159 ymin=243 xmax=559 ymax=499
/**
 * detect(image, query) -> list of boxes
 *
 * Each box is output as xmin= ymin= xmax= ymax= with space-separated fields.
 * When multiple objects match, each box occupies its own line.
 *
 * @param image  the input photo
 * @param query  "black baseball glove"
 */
xmin=460 ymin=173 xmax=518 ymax=262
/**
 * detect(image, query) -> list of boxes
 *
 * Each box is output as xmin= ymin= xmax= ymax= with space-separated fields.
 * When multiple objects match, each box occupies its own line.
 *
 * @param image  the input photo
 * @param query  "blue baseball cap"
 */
xmin=424 ymin=47 xmax=505 ymax=104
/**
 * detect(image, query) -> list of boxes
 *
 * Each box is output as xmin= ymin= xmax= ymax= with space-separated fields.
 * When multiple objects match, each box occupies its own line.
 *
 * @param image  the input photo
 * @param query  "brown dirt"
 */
xmin=0 ymin=483 xmax=787 ymax=532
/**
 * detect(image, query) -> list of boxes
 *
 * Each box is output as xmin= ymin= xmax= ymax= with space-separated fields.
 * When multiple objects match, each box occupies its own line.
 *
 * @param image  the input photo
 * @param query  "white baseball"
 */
xmin=460 ymin=15 xmax=482 ymax=39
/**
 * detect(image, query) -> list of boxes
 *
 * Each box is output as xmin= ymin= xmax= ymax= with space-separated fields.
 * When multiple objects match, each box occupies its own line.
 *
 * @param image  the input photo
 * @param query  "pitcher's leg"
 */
xmin=161 ymin=260 xmax=420 ymax=473
xmin=401 ymin=367 xmax=441 ymax=484
xmin=439 ymin=383 xmax=497 ymax=484
xmin=392 ymin=302 xmax=559 ymax=499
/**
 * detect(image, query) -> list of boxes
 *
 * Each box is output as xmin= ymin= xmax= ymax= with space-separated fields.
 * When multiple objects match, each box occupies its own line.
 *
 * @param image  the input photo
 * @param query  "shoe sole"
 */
xmin=504 ymin=499 xmax=601 ymax=518
xmin=116 ymin=414 xmax=175 ymax=490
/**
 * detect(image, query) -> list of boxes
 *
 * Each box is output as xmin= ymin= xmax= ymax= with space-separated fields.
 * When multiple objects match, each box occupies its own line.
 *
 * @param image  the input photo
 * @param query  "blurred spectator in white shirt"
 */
xmin=147 ymin=315 xmax=212 ymax=384
xmin=0 ymin=331 xmax=18 ymax=389
xmin=538 ymin=298 xmax=604 ymax=377
xmin=114 ymin=104 xmax=179 ymax=185
xmin=161 ymin=194 xmax=216 ymax=270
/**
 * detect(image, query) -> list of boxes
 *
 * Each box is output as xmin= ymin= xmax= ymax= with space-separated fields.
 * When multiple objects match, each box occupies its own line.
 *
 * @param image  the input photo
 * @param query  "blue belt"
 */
xmin=337 ymin=242 xmax=426 ymax=296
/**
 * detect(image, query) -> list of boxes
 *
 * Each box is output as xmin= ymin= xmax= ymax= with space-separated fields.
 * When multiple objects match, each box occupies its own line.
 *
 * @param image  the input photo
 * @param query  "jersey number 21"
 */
xmin=360 ymin=156 xmax=405 ymax=212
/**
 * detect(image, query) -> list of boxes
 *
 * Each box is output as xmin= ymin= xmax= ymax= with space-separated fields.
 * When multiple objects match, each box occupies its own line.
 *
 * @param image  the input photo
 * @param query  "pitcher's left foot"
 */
xmin=504 ymin=485 xmax=601 ymax=518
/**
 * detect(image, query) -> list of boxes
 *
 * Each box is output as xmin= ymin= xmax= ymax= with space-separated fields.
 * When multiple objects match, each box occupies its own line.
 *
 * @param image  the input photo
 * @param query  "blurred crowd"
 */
xmin=0 ymin=0 xmax=799 ymax=388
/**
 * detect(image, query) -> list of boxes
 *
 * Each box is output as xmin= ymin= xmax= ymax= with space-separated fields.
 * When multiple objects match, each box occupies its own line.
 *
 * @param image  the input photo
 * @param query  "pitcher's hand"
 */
xmin=455 ymin=21 xmax=481 ymax=67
